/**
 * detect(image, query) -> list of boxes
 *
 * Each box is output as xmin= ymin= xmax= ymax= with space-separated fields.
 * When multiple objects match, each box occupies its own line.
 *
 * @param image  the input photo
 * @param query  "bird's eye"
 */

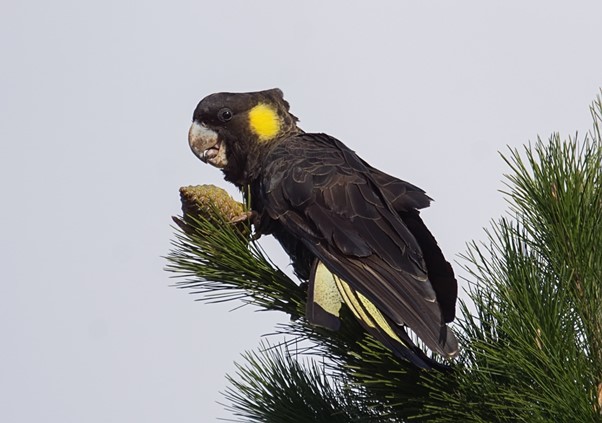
xmin=217 ymin=108 xmax=233 ymax=122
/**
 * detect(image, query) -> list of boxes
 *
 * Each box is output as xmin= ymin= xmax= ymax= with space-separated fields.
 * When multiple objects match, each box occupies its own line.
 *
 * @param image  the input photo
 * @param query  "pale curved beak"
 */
xmin=188 ymin=121 xmax=228 ymax=168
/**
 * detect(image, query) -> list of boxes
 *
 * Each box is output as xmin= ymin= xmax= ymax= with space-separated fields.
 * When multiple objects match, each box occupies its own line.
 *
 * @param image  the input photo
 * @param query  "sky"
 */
xmin=1 ymin=1 xmax=601 ymax=422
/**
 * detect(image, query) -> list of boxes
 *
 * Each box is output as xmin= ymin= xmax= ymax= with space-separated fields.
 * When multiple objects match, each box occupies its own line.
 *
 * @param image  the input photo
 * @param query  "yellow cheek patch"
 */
xmin=248 ymin=103 xmax=281 ymax=141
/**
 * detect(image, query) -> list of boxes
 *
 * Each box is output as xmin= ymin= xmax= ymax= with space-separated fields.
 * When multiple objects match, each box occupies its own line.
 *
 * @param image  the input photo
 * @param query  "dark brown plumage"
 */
xmin=188 ymin=88 xmax=458 ymax=368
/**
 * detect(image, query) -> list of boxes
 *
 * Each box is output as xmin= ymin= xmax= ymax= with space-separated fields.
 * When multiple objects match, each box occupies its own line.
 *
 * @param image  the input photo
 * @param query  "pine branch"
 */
xmin=166 ymin=185 xmax=305 ymax=318
xmin=222 ymin=341 xmax=388 ymax=423
xmin=421 ymin=94 xmax=602 ymax=422
xmin=165 ymin=186 xmax=447 ymax=421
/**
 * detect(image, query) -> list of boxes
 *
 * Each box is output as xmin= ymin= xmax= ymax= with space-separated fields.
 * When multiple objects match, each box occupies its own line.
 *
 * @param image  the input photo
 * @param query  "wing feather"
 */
xmin=261 ymin=133 xmax=458 ymax=358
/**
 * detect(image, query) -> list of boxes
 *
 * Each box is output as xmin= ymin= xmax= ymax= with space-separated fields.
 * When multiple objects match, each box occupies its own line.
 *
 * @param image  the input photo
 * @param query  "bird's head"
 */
xmin=188 ymin=88 xmax=300 ymax=185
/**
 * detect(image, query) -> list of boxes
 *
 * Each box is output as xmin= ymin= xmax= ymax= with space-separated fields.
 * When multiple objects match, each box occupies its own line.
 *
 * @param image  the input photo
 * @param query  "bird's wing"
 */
xmin=368 ymin=167 xmax=433 ymax=211
xmin=261 ymin=134 xmax=457 ymax=357
xmin=309 ymin=259 xmax=439 ymax=368
xmin=365 ymin=167 xmax=458 ymax=323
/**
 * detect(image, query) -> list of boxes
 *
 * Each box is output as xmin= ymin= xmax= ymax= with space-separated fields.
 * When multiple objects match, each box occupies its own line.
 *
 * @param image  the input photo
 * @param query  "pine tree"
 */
xmin=166 ymin=93 xmax=602 ymax=422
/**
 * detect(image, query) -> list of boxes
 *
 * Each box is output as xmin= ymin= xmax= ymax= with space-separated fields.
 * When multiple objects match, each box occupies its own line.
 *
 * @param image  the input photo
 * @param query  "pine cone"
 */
xmin=174 ymin=184 xmax=250 ymax=237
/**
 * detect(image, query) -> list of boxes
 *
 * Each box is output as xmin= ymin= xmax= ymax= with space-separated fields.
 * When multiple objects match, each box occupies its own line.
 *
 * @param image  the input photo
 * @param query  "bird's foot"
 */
xmin=229 ymin=210 xmax=257 ymax=224
xmin=229 ymin=210 xmax=263 ymax=240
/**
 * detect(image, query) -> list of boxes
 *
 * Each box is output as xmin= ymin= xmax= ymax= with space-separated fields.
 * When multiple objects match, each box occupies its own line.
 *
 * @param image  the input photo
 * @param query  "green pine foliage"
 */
xmin=166 ymin=93 xmax=602 ymax=422
xmin=425 ymin=97 xmax=602 ymax=422
xmin=222 ymin=341 xmax=388 ymax=422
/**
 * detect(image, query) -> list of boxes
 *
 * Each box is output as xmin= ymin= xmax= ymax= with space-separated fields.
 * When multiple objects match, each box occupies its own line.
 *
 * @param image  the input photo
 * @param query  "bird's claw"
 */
xmin=229 ymin=210 xmax=263 ymax=240
xmin=229 ymin=210 xmax=257 ymax=224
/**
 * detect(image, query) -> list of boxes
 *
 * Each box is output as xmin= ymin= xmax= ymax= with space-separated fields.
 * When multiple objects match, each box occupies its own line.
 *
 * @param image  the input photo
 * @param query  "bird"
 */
xmin=187 ymin=88 xmax=459 ymax=368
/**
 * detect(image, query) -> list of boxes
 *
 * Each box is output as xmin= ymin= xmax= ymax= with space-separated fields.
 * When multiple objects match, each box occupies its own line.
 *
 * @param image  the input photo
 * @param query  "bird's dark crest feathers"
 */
xmin=189 ymin=88 xmax=459 ymax=368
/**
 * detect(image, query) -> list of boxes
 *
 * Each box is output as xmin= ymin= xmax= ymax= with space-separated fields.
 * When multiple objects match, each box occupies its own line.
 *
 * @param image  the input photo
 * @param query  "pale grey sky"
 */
xmin=1 ymin=1 xmax=601 ymax=422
